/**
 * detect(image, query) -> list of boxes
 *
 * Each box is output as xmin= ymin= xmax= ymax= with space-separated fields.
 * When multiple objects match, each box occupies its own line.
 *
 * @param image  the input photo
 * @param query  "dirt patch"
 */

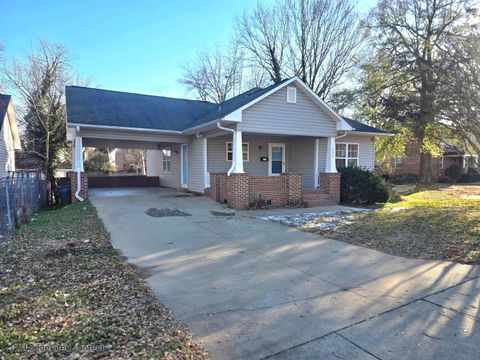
xmin=210 ymin=210 xmax=236 ymax=217
xmin=174 ymin=194 xmax=192 ymax=198
xmin=146 ymin=207 xmax=192 ymax=217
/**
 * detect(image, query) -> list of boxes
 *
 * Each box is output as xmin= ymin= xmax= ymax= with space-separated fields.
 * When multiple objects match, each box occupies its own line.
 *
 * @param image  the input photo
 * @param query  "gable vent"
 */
xmin=287 ymin=87 xmax=297 ymax=103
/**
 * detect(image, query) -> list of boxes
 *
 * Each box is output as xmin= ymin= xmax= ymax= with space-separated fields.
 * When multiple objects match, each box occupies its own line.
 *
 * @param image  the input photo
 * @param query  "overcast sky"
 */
xmin=1 ymin=0 xmax=376 ymax=100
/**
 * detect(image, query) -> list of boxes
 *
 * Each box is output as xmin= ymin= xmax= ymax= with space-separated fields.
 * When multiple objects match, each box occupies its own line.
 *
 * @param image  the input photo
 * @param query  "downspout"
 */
xmin=74 ymin=126 xmax=84 ymax=202
xmin=217 ymin=122 xmax=236 ymax=176
xmin=336 ymin=131 xmax=348 ymax=140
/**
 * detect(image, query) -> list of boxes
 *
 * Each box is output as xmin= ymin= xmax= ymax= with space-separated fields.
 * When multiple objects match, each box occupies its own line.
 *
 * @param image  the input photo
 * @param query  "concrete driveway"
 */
xmin=90 ymin=188 xmax=480 ymax=360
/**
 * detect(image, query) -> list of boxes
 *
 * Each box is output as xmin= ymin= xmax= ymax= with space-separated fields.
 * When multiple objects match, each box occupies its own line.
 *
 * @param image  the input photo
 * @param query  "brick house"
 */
xmin=386 ymin=141 xmax=479 ymax=180
xmin=65 ymin=77 xmax=392 ymax=208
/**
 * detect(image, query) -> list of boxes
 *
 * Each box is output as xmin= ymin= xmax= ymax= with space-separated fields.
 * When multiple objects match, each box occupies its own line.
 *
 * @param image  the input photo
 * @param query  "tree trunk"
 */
xmin=418 ymin=151 xmax=432 ymax=184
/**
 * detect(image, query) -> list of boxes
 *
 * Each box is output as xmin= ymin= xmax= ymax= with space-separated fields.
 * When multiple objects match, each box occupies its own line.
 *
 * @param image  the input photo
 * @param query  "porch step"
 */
xmin=301 ymin=190 xmax=337 ymax=207
xmin=302 ymin=189 xmax=328 ymax=195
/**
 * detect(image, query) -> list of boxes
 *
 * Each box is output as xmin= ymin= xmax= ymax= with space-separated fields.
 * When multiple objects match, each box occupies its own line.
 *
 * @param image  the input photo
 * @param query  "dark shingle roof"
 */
xmin=65 ymin=86 xmax=219 ymax=131
xmin=66 ymin=81 xmax=389 ymax=135
xmin=0 ymin=94 xmax=11 ymax=130
xmin=342 ymin=117 xmax=391 ymax=134
xmin=66 ymin=79 xmax=292 ymax=131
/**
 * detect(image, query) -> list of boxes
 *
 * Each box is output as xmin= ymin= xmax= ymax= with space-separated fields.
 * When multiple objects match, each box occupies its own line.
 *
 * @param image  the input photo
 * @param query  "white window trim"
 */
xmin=162 ymin=148 xmax=172 ymax=174
xmin=439 ymin=156 xmax=444 ymax=169
xmin=336 ymin=143 xmax=360 ymax=168
xmin=268 ymin=143 xmax=286 ymax=176
xmin=394 ymin=157 xmax=403 ymax=169
xmin=287 ymin=87 xmax=297 ymax=103
xmin=226 ymin=142 xmax=249 ymax=162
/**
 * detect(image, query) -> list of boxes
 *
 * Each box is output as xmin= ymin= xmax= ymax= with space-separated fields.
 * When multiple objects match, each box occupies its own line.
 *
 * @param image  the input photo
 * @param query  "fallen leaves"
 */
xmin=0 ymin=201 xmax=208 ymax=359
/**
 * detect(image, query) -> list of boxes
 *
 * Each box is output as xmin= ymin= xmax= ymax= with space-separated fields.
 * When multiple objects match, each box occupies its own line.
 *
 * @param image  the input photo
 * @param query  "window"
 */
xmin=438 ymin=156 xmax=444 ymax=169
xmin=287 ymin=87 xmax=297 ymax=103
xmin=394 ymin=157 xmax=403 ymax=169
xmin=335 ymin=143 xmax=358 ymax=169
xmin=162 ymin=149 xmax=171 ymax=173
xmin=226 ymin=142 xmax=249 ymax=161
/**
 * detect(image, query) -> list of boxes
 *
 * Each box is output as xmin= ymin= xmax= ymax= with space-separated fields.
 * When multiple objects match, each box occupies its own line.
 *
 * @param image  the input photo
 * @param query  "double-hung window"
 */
xmin=226 ymin=142 xmax=249 ymax=162
xmin=336 ymin=143 xmax=359 ymax=169
xmin=394 ymin=157 xmax=403 ymax=169
xmin=162 ymin=149 xmax=172 ymax=173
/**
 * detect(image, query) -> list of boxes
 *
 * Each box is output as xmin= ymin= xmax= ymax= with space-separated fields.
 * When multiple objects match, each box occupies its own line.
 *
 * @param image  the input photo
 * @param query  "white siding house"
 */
xmin=0 ymin=95 xmax=21 ymax=177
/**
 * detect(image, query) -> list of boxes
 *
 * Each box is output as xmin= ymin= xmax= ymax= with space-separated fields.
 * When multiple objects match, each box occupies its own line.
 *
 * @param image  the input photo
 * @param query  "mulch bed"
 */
xmin=0 ymin=201 xmax=208 ymax=359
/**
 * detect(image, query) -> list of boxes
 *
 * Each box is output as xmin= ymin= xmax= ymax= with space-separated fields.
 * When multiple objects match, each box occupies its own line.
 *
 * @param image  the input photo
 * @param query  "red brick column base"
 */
xmin=282 ymin=173 xmax=302 ymax=205
xmin=226 ymin=173 xmax=250 ymax=209
xmin=319 ymin=173 xmax=341 ymax=204
xmin=69 ymin=171 xmax=88 ymax=203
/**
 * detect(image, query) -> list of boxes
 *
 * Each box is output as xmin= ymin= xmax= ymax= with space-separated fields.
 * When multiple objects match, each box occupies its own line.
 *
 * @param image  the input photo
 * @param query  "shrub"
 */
xmin=446 ymin=163 xmax=462 ymax=182
xmin=340 ymin=166 xmax=390 ymax=204
xmin=387 ymin=173 xmax=419 ymax=184
xmin=459 ymin=173 xmax=480 ymax=183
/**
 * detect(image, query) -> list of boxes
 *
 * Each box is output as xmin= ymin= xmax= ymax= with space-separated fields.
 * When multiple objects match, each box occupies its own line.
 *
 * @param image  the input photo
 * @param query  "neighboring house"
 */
xmin=388 ymin=141 xmax=479 ymax=180
xmin=0 ymin=94 xmax=21 ymax=177
xmin=65 ymin=77 xmax=392 ymax=207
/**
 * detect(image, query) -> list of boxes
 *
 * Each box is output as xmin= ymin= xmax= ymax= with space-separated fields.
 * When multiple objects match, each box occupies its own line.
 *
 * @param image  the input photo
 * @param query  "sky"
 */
xmin=0 ymin=0 xmax=376 ymax=101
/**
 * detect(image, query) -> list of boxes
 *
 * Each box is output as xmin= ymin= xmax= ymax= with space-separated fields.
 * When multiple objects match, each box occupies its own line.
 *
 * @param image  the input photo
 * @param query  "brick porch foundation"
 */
xmin=210 ymin=173 xmax=302 ymax=209
xmin=319 ymin=172 xmax=341 ymax=203
xmin=69 ymin=171 xmax=88 ymax=203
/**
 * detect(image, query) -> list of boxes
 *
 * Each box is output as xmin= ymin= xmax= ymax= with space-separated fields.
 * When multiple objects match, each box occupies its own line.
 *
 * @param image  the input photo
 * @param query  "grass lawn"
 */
xmin=0 ymin=201 xmax=208 ymax=359
xmin=308 ymin=184 xmax=480 ymax=264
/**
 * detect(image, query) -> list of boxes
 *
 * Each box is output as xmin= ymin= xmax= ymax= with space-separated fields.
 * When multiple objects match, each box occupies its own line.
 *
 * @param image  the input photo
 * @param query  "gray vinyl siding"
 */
xmin=289 ymin=137 xmax=316 ymax=189
xmin=238 ymin=85 xmax=337 ymax=137
xmin=188 ymin=137 xmax=206 ymax=193
xmin=336 ymin=135 xmax=375 ymax=170
xmin=207 ymin=135 xmax=290 ymax=176
xmin=158 ymin=143 xmax=181 ymax=189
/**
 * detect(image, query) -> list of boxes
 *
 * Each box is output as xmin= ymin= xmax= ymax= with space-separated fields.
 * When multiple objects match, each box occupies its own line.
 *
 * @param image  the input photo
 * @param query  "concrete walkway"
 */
xmin=90 ymin=188 xmax=480 ymax=360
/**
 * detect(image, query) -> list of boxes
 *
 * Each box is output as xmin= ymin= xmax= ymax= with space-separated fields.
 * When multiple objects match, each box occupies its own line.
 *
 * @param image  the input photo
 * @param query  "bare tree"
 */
xmin=286 ymin=0 xmax=363 ymax=100
xmin=235 ymin=2 xmax=289 ymax=84
xmin=3 ymin=40 xmax=71 ymax=193
xmin=180 ymin=44 xmax=244 ymax=103
xmin=235 ymin=0 xmax=363 ymax=99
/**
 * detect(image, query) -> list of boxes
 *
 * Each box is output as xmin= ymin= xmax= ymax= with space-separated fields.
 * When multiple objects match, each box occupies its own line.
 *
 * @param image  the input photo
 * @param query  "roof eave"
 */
xmin=346 ymin=130 xmax=395 ymax=137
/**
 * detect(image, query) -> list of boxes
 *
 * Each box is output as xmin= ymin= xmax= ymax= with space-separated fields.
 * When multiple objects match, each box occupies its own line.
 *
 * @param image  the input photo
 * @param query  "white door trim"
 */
xmin=180 ymin=143 xmax=188 ymax=188
xmin=268 ymin=143 xmax=286 ymax=176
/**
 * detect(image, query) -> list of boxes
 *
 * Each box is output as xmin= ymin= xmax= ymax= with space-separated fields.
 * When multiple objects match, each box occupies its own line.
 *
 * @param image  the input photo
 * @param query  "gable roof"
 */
xmin=66 ymin=80 xmax=388 ymax=135
xmin=342 ymin=117 xmax=393 ymax=135
xmin=0 ymin=94 xmax=11 ymax=129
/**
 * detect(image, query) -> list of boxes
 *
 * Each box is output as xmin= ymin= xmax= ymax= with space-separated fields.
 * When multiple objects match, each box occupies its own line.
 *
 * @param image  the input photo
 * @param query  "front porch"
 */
xmin=206 ymin=129 xmax=341 ymax=209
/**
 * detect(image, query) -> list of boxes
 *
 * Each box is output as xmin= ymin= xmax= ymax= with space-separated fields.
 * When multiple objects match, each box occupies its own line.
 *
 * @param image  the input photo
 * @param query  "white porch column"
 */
xmin=203 ymin=137 xmax=210 ymax=188
xmin=325 ymin=136 xmax=337 ymax=173
xmin=314 ymin=138 xmax=320 ymax=188
xmin=231 ymin=130 xmax=244 ymax=174
xmin=74 ymin=136 xmax=84 ymax=172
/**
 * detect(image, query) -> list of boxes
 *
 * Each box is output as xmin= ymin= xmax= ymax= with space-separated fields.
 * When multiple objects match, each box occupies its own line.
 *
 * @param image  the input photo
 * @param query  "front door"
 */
xmin=268 ymin=143 xmax=285 ymax=176
xmin=181 ymin=144 xmax=188 ymax=187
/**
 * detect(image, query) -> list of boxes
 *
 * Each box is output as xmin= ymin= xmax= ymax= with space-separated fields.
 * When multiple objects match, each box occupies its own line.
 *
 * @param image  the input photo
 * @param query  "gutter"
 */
xmin=217 ymin=122 xmax=236 ymax=176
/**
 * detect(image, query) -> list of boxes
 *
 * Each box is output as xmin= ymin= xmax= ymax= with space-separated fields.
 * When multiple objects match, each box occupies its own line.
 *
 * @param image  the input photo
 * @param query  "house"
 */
xmin=0 ymin=94 xmax=21 ymax=177
xmin=388 ymin=141 xmax=479 ymax=181
xmin=65 ymin=77 xmax=392 ymax=208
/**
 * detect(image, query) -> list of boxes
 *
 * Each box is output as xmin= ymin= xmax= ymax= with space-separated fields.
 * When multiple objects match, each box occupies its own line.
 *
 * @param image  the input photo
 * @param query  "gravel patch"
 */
xmin=259 ymin=209 xmax=371 ymax=232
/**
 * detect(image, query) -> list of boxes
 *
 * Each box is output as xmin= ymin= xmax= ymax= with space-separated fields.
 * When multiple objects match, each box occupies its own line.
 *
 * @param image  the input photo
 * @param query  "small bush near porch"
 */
xmin=0 ymin=202 xmax=207 ymax=359
xmin=303 ymin=184 xmax=480 ymax=264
